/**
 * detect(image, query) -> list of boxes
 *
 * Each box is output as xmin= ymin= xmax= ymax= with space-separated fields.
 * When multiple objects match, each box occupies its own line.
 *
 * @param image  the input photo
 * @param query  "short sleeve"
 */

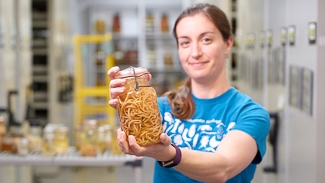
xmin=231 ymin=105 xmax=270 ymax=164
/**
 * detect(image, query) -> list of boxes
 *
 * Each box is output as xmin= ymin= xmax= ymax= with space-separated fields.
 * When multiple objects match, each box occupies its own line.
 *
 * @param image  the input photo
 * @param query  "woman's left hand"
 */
xmin=117 ymin=128 xmax=175 ymax=161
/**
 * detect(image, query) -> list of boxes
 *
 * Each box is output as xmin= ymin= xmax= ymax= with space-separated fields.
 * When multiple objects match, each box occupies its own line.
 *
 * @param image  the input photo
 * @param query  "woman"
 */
xmin=108 ymin=3 xmax=270 ymax=183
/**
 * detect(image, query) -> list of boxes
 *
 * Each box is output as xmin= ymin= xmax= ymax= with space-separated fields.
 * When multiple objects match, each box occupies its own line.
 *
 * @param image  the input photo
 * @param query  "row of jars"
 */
xmin=74 ymin=119 xmax=114 ymax=157
xmin=94 ymin=12 xmax=170 ymax=34
xmin=43 ymin=119 xmax=120 ymax=157
xmin=0 ymin=117 xmax=43 ymax=156
xmin=0 ymin=116 xmax=121 ymax=157
xmin=0 ymin=119 xmax=69 ymax=157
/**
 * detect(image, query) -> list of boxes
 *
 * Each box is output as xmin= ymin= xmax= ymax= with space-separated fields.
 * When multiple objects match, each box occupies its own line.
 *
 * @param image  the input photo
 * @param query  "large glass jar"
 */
xmin=114 ymin=66 xmax=163 ymax=146
xmin=80 ymin=119 xmax=98 ymax=157
xmin=54 ymin=126 xmax=69 ymax=155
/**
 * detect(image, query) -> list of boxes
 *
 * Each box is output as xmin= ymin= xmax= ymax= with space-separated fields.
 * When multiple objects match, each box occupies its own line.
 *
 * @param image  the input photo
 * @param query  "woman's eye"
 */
xmin=180 ymin=41 xmax=190 ymax=46
xmin=202 ymin=38 xmax=212 ymax=43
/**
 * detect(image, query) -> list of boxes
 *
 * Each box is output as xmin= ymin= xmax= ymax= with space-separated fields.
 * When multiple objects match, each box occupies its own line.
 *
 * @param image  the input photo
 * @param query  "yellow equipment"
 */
xmin=73 ymin=34 xmax=116 ymax=128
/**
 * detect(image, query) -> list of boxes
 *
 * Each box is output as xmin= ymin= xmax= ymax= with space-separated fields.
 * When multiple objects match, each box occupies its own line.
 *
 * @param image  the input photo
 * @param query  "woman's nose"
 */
xmin=190 ymin=42 xmax=202 ymax=58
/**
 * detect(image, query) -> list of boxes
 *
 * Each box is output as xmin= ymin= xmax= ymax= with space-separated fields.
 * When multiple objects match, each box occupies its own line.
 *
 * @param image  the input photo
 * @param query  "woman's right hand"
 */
xmin=107 ymin=66 xmax=126 ymax=108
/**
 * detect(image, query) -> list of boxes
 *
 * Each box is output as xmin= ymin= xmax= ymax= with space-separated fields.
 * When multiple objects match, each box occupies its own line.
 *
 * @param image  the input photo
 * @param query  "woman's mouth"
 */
xmin=190 ymin=61 xmax=206 ymax=67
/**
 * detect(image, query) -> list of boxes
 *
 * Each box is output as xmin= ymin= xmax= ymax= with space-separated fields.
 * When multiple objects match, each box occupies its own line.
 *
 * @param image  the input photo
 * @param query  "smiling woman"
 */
xmin=108 ymin=3 xmax=270 ymax=183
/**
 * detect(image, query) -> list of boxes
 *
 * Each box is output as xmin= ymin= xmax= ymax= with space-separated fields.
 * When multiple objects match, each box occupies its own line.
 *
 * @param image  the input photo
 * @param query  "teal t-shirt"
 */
xmin=154 ymin=87 xmax=270 ymax=183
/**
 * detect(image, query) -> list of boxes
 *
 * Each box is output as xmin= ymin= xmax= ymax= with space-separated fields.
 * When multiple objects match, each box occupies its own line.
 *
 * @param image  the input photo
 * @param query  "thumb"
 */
xmin=160 ymin=133 xmax=171 ymax=146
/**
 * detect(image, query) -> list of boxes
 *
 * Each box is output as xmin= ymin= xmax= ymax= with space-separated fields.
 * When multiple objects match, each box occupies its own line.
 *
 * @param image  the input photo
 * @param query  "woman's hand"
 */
xmin=117 ymin=128 xmax=175 ymax=161
xmin=107 ymin=66 xmax=126 ymax=108
xmin=108 ymin=66 xmax=153 ymax=108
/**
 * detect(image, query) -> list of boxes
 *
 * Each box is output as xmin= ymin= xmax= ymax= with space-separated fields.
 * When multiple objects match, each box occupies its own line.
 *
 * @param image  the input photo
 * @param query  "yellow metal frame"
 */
xmin=73 ymin=34 xmax=116 ymax=128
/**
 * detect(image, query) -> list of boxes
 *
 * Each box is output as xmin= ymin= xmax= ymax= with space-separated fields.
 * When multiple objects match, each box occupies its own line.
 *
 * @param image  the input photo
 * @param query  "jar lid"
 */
xmin=98 ymin=124 xmax=111 ymax=132
xmin=44 ymin=123 xmax=65 ymax=133
xmin=114 ymin=66 xmax=149 ymax=79
xmin=29 ymin=119 xmax=41 ymax=126
xmin=83 ymin=119 xmax=98 ymax=128
xmin=54 ymin=126 xmax=69 ymax=133
xmin=0 ymin=116 xmax=5 ymax=124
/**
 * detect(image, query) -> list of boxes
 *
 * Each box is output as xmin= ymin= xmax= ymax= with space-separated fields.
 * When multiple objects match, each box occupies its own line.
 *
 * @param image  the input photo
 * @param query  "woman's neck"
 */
xmin=191 ymin=74 xmax=231 ymax=99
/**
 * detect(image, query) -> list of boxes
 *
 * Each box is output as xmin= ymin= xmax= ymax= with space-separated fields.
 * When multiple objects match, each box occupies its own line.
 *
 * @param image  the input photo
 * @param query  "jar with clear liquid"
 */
xmin=114 ymin=66 xmax=163 ymax=146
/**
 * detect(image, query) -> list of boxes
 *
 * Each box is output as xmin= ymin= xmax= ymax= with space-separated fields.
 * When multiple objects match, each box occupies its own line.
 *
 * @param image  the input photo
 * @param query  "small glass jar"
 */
xmin=110 ymin=127 xmax=123 ymax=155
xmin=42 ymin=125 xmax=55 ymax=157
xmin=1 ymin=134 xmax=15 ymax=153
xmin=0 ymin=116 xmax=6 ymax=150
xmin=17 ymin=137 xmax=29 ymax=156
xmin=160 ymin=13 xmax=169 ymax=33
xmin=28 ymin=120 xmax=42 ymax=153
xmin=80 ymin=119 xmax=98 ymax=157
xmin=74 ymin=125 xmax=83 ymax=152
xmin=54 ymin=126 xmax=69 ymax=155
xmin=114 ymin=66 xmax=163 ymax=146
xmin=97 ymin=124 xmax=112 ymax=155
xmin=0 ymin=116 xmax=6 ymax=136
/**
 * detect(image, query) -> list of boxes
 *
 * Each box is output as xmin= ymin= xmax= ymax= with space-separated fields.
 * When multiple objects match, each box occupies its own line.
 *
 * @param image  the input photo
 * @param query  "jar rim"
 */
xmin=54 ymin=126 xmax=69 ymax=133
xmin=114 ymin=66 xmax=149 ymax=79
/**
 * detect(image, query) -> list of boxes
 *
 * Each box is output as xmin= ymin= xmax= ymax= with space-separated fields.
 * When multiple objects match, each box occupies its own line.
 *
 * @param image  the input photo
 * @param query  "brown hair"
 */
xmin=163 ymin=3 xmax=232 ymax=119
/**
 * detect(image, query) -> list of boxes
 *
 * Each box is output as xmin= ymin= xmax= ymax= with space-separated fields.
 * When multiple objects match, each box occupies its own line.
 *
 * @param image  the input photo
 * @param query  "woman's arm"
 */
xmin=122 ymin=129 xmax=257 ymax=183
xmin=174 ymin=130 xmax=257 ymax=182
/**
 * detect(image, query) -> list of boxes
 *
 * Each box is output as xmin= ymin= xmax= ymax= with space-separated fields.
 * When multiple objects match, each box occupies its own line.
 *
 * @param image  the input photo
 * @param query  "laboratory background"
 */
xmin=0 ymin=0 xmax=324 ymax=182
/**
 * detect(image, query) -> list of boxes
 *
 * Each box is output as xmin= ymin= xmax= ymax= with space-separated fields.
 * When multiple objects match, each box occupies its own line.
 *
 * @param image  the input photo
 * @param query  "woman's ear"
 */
xmin=225 ymin=36 xmax=234 ymax=55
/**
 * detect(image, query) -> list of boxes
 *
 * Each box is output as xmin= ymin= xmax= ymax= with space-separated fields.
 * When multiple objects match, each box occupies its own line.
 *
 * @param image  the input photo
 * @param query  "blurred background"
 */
xmin=0 ymin=0 xmax=324 ymax=182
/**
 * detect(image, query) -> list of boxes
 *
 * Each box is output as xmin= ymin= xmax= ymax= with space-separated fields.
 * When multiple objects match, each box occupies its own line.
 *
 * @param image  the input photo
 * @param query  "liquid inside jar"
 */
xmin=115 ymin=67 xmax=163 ymax=146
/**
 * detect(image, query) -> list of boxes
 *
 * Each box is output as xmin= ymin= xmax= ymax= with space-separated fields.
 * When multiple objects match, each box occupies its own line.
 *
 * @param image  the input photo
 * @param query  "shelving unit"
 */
xmin=31 ymin=0 xmax=49 ymax=125
xmin=0 ymin=151 xmax=143 ymax=183
xmin=73 ymin=34 xmax=116 ymax=128
xmin=230 ymin=0 xmax=239 ymax=88
xmin=81 ymin=0 xmax=190 ymax=96
xmin=0 ymin=151 xmax=141 ymax=167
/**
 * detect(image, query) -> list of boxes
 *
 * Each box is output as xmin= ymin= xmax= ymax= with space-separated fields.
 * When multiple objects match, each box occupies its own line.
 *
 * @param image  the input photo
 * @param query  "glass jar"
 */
xmin=54 ymin=126 xmax=69 ymax=155
xmin=112 ymin=13 xmax=121 ymax=33
xmin=28 ymin=120 xmax=42 ymax=153
xmin=17 ymin=137 xmax=29 ymax=156
xmin=160 ymin=13 xmax=169 ymax=33
xmin=0 ymin=116 xmax=6 ymax=136
xmin=80 ymin=119 xmax=98 ymax=157
xmin=114 ymin=66 xmax=163 ymax=146
xmin=42 ymin=125 xmax=55 ymax=157
xmin=145 ymin=12 xmax=155 ymax=34
xmin=110 ymin=127 xmax=123 ymax=155
xmin=97 ymin=124 xmax=112 ymax=155
xmin=0 ymin=116 xmax=6 ymax=150
xmin=74 ymin=125 xmax=83 ymax=152
xmin=1 ymin=134 xmax=15 ymax=153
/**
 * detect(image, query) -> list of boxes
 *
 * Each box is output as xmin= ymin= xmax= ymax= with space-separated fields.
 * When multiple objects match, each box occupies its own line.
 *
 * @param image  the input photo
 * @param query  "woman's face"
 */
xmin=176 ymin=13 xmax=233 ymax=83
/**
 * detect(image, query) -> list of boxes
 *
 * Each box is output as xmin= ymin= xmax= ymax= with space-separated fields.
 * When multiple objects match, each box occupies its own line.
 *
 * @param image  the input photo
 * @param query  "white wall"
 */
xmin=237 ymin=0 xmax=325 ymax=182
xmin=315 ymin=1 xmax=325 ymax=182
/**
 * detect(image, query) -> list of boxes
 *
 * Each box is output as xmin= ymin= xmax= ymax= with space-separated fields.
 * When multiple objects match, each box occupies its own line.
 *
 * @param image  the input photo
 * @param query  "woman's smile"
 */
xmin=189 ymin=61 xmax=207 ymax=68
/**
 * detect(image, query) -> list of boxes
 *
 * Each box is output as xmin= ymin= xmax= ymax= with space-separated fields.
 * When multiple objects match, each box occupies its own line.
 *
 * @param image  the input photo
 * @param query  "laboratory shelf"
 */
xmin=0 ymin=150 xmax=142 ymax=167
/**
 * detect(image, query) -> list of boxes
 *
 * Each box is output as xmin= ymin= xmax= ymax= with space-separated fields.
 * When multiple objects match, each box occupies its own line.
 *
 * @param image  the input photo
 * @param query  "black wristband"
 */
xmin=158 ymin=144 xmax=182 ymax=168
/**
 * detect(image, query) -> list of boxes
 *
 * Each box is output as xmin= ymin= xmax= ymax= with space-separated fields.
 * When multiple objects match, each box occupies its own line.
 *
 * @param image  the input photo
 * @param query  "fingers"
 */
xmin=117 ymin=129 xmax=131 ymax=153
xmin=110 ymin=79 xmax=126 ymax=96
xmin=107 ymin=66 xmax=120 ymax=80
xmin=128 ymin=135 xmax=144 ymax=156
xmin=147 ymin=73 xmax=152 ymax=82
xmin=108 ymin=98 xmax=119 ymax=108
xmin=108 ymin=66 xmax=126 ymax=107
